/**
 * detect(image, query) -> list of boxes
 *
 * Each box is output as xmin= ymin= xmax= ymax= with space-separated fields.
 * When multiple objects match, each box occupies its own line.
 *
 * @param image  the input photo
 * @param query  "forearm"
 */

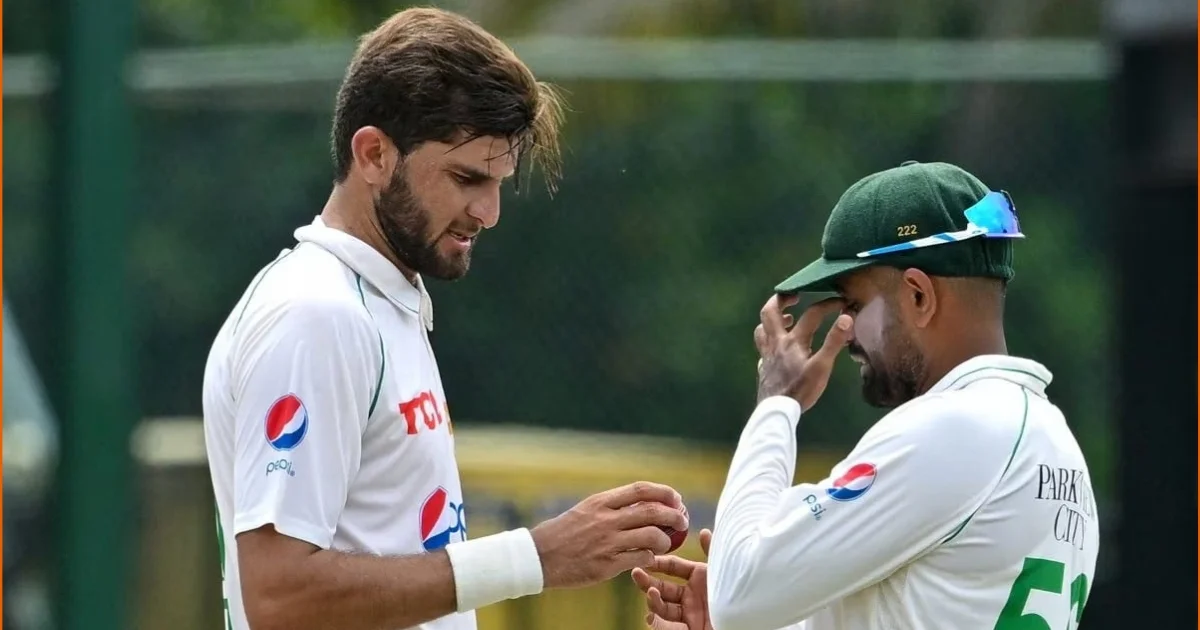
xmin=248 ymin=546 xmax=456 ymax=630
xmin=708 ymin=396 xmax=804 ymax=630
xmin=243 ymin=529 xmax=543 ymax=630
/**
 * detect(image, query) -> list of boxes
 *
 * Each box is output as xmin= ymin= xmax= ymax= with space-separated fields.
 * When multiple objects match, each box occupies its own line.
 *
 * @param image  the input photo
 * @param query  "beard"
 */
xmin=852 ymin=312 xmax=926 ymax=409
xmin=374 ymin=166 xmax=473 ymax=281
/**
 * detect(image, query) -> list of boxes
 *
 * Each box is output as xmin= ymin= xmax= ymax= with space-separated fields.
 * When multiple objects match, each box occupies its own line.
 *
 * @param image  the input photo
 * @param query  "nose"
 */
xmin=466 ymin=187 xmax=501 ymax=230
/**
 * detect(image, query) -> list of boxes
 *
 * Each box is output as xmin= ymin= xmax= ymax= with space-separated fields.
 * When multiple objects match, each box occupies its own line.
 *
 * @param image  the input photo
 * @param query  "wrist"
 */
xmin=444 ymin=528 xmax=544 ymax=612
xmin=751 ymin=396 xmax=802 ymax=431
xmin=755 ymin=374 xmax=792 ymax=405
xmin=528 ymin=523 xmax=565 ymax=589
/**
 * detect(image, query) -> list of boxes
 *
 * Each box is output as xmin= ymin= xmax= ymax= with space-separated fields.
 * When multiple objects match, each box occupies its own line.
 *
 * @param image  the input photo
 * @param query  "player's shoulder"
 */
xmin=234 ymin=243 xmax=376 ymax=338
xmin=843 ymin=386 xmax=1031 ymax=500
xmin=253 ymin=242 xmax=363 ymax=302
xmin=869 ymin=381 xmax=1029 ymax=455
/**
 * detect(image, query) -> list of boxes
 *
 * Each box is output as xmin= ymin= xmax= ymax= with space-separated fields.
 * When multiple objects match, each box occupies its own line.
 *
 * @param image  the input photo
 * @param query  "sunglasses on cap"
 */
xmin=855 ymin=191 xmax=1024 ymax=259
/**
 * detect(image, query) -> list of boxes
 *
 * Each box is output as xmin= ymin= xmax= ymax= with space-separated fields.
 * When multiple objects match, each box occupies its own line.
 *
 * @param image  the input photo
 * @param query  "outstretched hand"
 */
xmin=631 ymin=529 xmax=715 ymax=630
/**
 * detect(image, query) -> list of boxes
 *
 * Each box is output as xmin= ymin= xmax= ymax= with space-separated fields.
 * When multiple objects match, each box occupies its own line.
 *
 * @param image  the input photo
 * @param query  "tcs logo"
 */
xmin=399 ymin=390 xmax=453 ymax=436
xmin=420 ymin=486 xmax=467 ymax=551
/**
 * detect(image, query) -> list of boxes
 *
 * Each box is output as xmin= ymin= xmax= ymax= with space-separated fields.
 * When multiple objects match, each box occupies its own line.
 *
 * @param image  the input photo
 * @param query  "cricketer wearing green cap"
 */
xmin=774 ymin=160 xmax=1015 ymax=296
xmin=633 ymin=161 xmax=1102 ymax=630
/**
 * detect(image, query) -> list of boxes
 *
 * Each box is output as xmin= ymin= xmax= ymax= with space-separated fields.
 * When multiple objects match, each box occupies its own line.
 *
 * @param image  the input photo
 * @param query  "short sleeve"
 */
xmin=228 ymin=296 xmax=379 ymax=549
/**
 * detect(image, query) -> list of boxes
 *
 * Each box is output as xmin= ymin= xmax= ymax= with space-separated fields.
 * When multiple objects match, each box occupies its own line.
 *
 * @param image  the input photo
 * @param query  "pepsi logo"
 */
xmin=265 ymin=394 xmax=309 ymax=451
xmin=419 ymin=486 xmax=466 ymax=552
xmin=826 ymin=462 xmax=877 ymax=502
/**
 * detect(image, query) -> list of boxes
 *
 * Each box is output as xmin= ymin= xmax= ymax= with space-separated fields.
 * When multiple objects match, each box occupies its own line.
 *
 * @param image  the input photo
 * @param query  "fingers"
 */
xmin=646 ymin=611 xmax=677 ymax=630
xmin=698 ymin=528 xmax=713 ymax=557
xmin=632 ymin=565 xmax=688 ymax=602
xmin=756 ymin=312 xmax=796 ymax=359
xmin=647 ymin=554 xmax=700 ymax=581
xmin=631 ymin=566 xmax=657 ymax=591
xmin=613 ymin=548 xmax=656 ymax=577
xmin=754 ymin=324 xmax=768 ymax=355
xmin=758 ymin=293 xmax=800 ymax=342
xmin=791 ymin=297 xmax=847 ymax=349
xmin=810 ymin=313 xmax=853 ymax=370
xmin=648 ymin=587 xmax=685 ymax=623
xmin=614 ymin=500 xmax=689 ymax=532
xmin=601 ymin=481 xmax=682 ymax=510
xmin=617 ymin=525 xmax=674 ymax=555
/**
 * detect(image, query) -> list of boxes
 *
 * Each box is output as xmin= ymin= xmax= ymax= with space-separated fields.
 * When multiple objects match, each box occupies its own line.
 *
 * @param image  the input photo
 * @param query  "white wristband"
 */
xmin=444 ymin=528 xmax=544 ymax=613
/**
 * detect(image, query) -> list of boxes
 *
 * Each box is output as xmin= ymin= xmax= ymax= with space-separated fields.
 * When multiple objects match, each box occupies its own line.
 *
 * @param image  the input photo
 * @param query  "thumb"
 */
xmin=811 ymin=314 xmax=853 ymax=369
xmin=699 ymin=528 xmax=713 ymax=557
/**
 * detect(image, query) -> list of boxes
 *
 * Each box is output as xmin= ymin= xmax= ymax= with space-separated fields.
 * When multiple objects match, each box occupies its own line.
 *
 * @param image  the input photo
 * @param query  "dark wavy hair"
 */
xmin=331 ymin=7 xmax=566 ymax=192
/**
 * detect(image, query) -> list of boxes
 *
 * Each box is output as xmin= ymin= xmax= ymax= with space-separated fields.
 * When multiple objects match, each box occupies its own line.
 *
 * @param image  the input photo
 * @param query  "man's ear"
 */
xmin=349 ymin=126 xmax=398 ymax=187
xmin=901 ymin=268 xmax=937 ymax=328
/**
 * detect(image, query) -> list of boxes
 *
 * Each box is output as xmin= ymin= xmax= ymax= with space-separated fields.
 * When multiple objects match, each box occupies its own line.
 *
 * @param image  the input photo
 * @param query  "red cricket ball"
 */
xmin=659 ymin=503 xmax=689 ymax=553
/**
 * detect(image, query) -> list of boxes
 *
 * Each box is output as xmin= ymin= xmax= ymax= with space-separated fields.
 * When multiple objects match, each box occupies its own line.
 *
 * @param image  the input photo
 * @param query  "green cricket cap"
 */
xmin=775 ymin=160 xmax=1016 ymax=294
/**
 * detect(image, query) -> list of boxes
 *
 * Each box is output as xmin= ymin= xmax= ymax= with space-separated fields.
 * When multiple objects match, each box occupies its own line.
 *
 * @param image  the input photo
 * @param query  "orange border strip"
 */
xmin=1 ymin=0 xmax=8 ymax=622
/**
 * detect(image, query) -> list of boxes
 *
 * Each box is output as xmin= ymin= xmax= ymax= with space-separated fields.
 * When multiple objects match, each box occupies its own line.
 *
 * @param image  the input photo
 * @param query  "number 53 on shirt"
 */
xmin=994 ymin=556 xmax=1089 ymax=630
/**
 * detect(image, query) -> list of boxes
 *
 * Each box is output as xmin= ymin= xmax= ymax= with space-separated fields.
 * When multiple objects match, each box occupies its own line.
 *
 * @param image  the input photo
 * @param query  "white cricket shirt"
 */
xmin=202 ymin=217 xmax=476 ymax=630
xmin=708 ymin=355 xmax=1100 ymax=630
